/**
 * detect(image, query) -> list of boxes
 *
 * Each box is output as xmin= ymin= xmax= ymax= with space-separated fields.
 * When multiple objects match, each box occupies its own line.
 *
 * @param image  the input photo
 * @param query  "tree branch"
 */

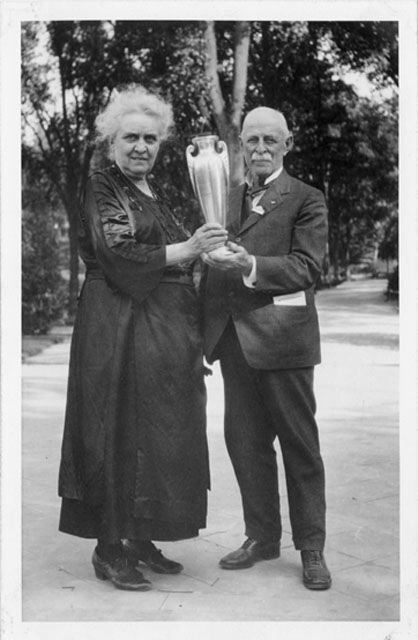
xmin=78 ymin=142 xmax=95 ymax=201
xmin=72 ymin=87 xmax=82 ymax=141
xmin=58 ymin=54 xmax=77 ymax=191
xmin=203 ymin=21 xmax=228 ymax=135
xmin=22 ymin=115 xmax=67 ymax=205
xmin=30 ymin=98 xmax=63 ymax=156
xmin=49 ymin=117 xmax=65 ymax=151
xmin=231 ymin=21 xmax=251 ymax=127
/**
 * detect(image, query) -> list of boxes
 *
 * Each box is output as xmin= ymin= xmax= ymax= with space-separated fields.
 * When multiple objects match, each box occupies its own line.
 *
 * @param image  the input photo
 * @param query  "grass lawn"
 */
xmin=22 ymin=335 xmax=65 ymax=361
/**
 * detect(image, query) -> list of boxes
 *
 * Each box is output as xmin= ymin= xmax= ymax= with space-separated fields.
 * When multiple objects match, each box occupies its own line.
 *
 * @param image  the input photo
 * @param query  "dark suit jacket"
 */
xmin=204 ymin=169 xmax=328 ymax=370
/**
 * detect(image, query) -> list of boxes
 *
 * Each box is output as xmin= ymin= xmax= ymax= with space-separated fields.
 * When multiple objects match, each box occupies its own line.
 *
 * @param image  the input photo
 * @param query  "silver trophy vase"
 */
xmin=186 ymin=134 xmax=230 ymax=257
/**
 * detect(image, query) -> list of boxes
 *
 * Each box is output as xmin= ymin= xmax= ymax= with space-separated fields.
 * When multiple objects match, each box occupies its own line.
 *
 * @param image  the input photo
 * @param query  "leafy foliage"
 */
xmin=22 ymin=19 xmax=398 ymax=323
xmin=379 ymin=215 xmax=398 ymax=262
xmin=22 ymin=147 xmax=68 ymax=334
xmin=242 ymin=22 xmax=398 ymax=280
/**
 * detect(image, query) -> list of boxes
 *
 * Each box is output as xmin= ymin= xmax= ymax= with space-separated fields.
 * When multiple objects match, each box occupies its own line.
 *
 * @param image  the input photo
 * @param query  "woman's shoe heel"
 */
xmin=92 ymin=549 xmax=151 ymax=590
xmin=94 ymin=567 xmax=108 ymax=580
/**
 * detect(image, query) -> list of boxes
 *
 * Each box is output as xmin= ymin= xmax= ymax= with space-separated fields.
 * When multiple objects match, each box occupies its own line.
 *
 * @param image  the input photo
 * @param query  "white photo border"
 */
xmin=1 ymin=1 xmax=417 ymax=639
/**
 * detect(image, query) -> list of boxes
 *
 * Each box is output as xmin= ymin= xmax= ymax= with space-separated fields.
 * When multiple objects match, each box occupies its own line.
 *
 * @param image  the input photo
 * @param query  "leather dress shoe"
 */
xmin=219 ymin=538 xmax=281 ymax=570
xmin=301 ymin=550 xmax=332 ymax=590
xmin=123 ymin=540 xmax=183 ymax=574
xmin=92 ymin=548 xmax=152 ymax=591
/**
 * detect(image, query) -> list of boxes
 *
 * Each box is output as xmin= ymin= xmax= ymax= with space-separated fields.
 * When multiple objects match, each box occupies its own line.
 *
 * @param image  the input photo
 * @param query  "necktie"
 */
xmin=242 ymin=184 xmax=267 ymax=223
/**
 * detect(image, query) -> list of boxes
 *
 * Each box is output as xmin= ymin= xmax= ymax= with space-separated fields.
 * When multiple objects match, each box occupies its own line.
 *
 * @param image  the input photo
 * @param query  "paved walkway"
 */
xmin=22 ymin=279 xmax=399 ymax=622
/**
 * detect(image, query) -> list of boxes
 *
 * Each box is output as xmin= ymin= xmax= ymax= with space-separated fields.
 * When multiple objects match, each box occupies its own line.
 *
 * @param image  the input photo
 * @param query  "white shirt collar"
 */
xmin=245 ymin=166 xmax=283 ymax=188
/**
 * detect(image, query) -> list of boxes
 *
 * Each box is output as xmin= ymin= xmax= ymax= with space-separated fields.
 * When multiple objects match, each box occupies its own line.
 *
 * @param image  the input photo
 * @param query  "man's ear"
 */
xmin=284 ymin=135 xmax=293 ymax=155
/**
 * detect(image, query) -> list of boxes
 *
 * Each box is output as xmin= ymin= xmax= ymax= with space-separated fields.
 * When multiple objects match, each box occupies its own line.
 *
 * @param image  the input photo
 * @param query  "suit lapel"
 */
xmin=227 ymin=184 xmax=246 ymax=236
xmin=238 ymin=170 xmax=291 ymax=235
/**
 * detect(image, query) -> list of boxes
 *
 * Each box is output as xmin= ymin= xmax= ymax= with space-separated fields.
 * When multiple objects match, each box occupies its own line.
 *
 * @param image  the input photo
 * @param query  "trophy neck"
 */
xmin=191 ymin=134 xmax=219 ymax=152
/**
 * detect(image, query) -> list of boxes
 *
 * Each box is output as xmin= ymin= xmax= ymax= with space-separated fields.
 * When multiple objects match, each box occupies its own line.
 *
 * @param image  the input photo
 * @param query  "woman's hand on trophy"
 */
xmin=187 ymin=223 xmax=228 ymax=258
xmin=166 ymin=224 xmax=227 ymax=266
xmin=202 ymin=241 xmax=253 ymax=276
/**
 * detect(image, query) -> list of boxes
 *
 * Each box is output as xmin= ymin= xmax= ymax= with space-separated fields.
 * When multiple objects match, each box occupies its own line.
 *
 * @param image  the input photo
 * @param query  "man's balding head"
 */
xmin=242 ymin=107 xmax=290 ymax=139
xmin=240 ymin=107 xmax=292 ymax=184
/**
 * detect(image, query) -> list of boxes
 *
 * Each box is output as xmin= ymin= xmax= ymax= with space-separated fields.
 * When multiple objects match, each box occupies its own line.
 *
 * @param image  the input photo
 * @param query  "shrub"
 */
xmin=386 ymin=265 xmax=399 ymax=300
xmin=22 ymin=208 xmax=68 ymax=334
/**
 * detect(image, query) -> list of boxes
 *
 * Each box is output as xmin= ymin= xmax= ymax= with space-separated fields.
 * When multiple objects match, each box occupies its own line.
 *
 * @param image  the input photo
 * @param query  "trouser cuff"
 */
xmin=294 ymin=540 xmax=325 ymax=551
xmin=245 ymin=527 xmax=281 ymax=544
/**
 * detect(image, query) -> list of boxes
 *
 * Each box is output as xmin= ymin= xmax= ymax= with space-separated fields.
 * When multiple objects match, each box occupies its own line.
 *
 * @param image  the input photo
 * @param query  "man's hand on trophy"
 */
xmin=187 ymin=223 xmax=228 ymax=258
xmin=202 ymin=241 xmax=253 ymax=276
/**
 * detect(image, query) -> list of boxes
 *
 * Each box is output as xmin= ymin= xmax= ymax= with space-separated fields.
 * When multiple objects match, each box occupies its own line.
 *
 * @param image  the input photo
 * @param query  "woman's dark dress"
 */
xmin=58 ymin=164 xmax=209 ymax=542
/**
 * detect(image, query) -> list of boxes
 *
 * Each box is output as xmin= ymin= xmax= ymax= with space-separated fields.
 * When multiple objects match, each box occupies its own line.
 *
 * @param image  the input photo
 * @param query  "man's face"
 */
xmin=241 ymin=114 xmax=291 ymax=182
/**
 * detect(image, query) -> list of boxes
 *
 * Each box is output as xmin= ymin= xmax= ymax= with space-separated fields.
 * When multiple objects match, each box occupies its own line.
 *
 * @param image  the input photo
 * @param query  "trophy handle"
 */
xmin=186 ymin=144 xmax=199 ymax=197
xmin=216 ymin=140 xmax=230 ymax=191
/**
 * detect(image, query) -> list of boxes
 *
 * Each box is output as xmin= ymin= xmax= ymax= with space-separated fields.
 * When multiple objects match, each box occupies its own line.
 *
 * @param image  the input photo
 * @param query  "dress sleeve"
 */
xmin=84 ymin=172 xmax=166 ymax=304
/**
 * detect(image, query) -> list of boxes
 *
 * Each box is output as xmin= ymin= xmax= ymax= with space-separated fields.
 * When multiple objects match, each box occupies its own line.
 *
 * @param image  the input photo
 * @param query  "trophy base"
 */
xmin=207 ymin=246 xmax=234 ymax=259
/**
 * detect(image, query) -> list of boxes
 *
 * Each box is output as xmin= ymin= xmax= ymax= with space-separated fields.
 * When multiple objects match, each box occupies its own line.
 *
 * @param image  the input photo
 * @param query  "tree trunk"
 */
xmin=203 ymin=21 xmax=250 ymax=187
xmin=320 ymin=241 xmax=331 ymax=287
xmin=330 ymin=254 xmax=340 ymax=284
xmin=225 ymin=125 xmax=244 ymax=188
xmin=66 ymin=199 xmax=80 ymax=320
xmin=372 ymin=241 xmax=379 ymax=275
xmin=328 ymin=226 xmax=340 ymax=284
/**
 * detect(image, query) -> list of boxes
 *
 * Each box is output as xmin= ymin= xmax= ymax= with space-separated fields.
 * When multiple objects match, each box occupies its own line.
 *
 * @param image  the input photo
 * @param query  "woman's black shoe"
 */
xmin=92 ymin=548 xmax=152 ymax=590
xmin=123 ymin=540 xmax=184 ymax=574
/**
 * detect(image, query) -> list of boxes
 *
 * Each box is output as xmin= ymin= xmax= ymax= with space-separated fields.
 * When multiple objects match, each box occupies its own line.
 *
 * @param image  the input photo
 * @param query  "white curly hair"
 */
xmin=95 ymin=85 xmax=174 ymax=145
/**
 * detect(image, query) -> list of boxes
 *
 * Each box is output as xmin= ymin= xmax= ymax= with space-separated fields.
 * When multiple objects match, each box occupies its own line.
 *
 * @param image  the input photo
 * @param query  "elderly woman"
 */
xmin=58 ymin=86 xmax=227 ymax=591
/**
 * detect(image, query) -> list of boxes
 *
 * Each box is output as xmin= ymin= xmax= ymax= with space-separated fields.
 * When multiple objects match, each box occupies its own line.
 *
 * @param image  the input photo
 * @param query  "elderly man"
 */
xmin=203 ymin=107 xmax=331 ymax=590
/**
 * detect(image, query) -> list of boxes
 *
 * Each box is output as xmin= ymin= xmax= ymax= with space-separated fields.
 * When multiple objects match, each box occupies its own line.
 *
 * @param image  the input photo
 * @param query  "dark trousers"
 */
xmin=217 ymin=321 xmax=326 ymax=550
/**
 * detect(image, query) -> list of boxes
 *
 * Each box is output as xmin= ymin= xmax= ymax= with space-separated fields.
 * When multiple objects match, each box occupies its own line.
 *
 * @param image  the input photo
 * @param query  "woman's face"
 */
xmin=113 ymin=112 xmax=162 ymax=181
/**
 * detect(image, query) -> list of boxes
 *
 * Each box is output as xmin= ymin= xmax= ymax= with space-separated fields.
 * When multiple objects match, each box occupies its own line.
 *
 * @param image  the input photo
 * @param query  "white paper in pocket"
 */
xmin=273 ymin=291 xmax=307 ymax=306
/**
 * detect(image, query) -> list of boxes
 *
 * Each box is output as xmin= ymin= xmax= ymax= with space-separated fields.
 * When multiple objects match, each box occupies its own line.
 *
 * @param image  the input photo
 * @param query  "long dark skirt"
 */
xmin=58 ymin=275 xmax=209 ymax=542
